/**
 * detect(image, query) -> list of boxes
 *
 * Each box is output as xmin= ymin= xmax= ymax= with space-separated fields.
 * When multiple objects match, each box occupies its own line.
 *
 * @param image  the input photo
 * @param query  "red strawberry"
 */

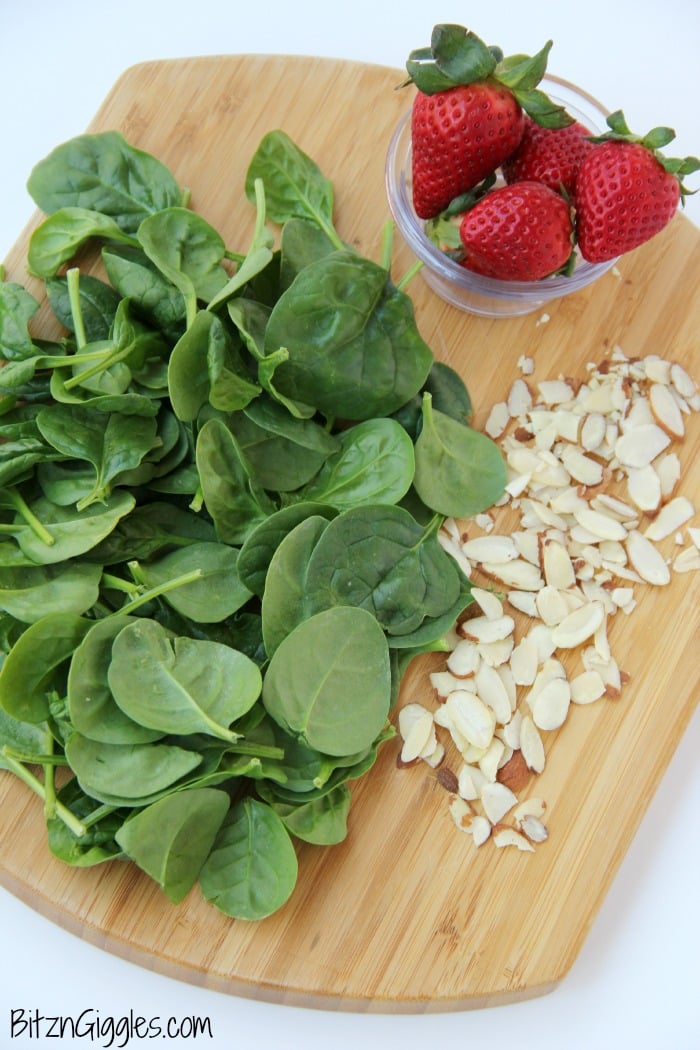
xmin=402 ymin=25 xmax=574 ymax=220
xmin=502 ymin=116 xmax=594 ymax=196
xmin=412 ymin=84 xmax=524 ymax=219
xmin=574 ymin=111 xmax=699 ymax=263
xmin=457 ymin=181 xmax=574 ymax=281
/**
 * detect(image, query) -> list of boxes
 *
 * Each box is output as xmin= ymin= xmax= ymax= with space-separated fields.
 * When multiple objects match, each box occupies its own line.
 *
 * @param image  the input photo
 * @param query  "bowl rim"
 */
xmin=385 ymin=75 xmax=619 ymax=301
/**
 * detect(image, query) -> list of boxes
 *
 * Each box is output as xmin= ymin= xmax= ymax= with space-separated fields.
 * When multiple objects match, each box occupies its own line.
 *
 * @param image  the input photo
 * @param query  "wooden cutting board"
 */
xmin=1 ymin=55 xmax=698 ymax=1013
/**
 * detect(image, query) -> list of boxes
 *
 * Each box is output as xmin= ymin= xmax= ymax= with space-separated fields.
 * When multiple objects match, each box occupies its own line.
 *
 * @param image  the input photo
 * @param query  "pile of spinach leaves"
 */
xmin=0 ymin=127 xmax=505 ymax=920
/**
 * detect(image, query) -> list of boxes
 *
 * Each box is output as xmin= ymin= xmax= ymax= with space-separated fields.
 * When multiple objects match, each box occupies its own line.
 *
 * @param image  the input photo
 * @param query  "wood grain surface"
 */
xmin=0 ymin=54 xmax=698 ymax=1013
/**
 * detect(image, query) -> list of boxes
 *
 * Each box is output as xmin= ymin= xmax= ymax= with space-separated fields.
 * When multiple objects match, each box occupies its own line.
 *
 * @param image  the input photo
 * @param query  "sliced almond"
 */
xmin=471 ymin=815 xmax=493 ymax=847
xmin=531 ymin=676 xmax=571 ymax=732
xmin=673 ymin=546 xmax=700 ymax=572
xmin=475 ymin=661 xmax=513 ymax=724
xmin=560 ymin=445 xmax=604 ymax=487
xmin=492 ymin=825 xmax=536 ymax=852
xmin=430 ymin=669 xmax=466 ymax=699
xmin=626 ymin=464 xmax=662 ymax=513
xmin=398 ymin=704 xmax=436 ymax=763
xmin=446 ymin=638 xmax=480 ymax=679
xmin=535 ymin=585 xmax=571 ymax=626
xmin=519 ymin=814 xmax=549 ymax=843
xmin=448 ymin=795 xmax=475 ymax=833
xmin=471 ymin=586 xmax=504 ymax=621
xmin=643 ymin=496 xmax=695 ymax=541
xmin=460 ymin=614 xmax=515 ymax=645
xmin=625 ymin=530 xmax=671 ymax=586
xmin=480 ymin=559 xmax=545 ymax=591
xmin=510 ymin=634 xmax=540 ymax=686
xmin=485 ymin=401 xmax=510 ymax=439
xmin=462 ymin=535 xmax=519 ymax=563
xmin=445 ymin=690 xmax=496 ymax=751
xmin=457 ymin=763 xmax=488 ymax=801
xmin=670 ymin=362 xmax=698 ymax=400
xmin=570 ymin=669 xmax=606 ymax=704
xmin=477 ymin=636 xmax=515 ymax=669
xmin=542 ymin=539 xmax=577 ymax=589
xmin=481 ymin=781 xmax=519 ymax=825
xmin=573 ymin=506 xmax=628 ymax=542
xmin=550 ymin=600 xmax=605 ymax=648
xmin=512 ymin=797 xmax=547 ymax=825
xmin=580 ymin=412 xmax=607 ymax=452
xmin=507 ymin=377 xmax=533 ymax=417
xmin=537 ymin=379 xmax=575 ymax=405
xmin=614 ymin=423 xmax=671 ymax=468
xmin=506 ymin=589 xmax=539 ymax=617
xmin=649 ymin=381 xmax=685 ymax=439
xmin=519 ymin=715 xmax=545 ymax=774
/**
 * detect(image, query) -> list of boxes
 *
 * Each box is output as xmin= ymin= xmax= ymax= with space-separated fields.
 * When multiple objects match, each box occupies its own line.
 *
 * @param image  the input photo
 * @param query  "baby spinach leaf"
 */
xmin=278 ymin=216 xmax=338 ymax=289
xmin=47 ymin=779 xmax=125 ymax=867
xmin=229 ymin=396 xmax=338 ymax=493
xmin=102 ymin=245 xmax=187 ymax=339
xmin=137 ymin=207 xmax=228 ymax=325
xmin=295 ymin=418 xmax=415 ymax=509
xmin=199 ymin=797 xmax=298 ymax=920
xmin=26 ymin=130 xmax=183 ymax=234
xmin=260 ymin=515 xmax=329 ymax=658
xmin=65 ymin=732 xmax=202 ymax=807
xmin=168 ymin=309 xmax=259 ymax=421
xmin=0 ymin=612 xmax=91 ymax=723
xmin=413 ymin=392 xmax=507 ymax=517
xmin=14 ymin=490 xmax=135 ymax=564
xmin=46 ymin=274 xmax=121 ymax=343
xmin=264 ymin=250 xmax=433 ymax=420
xmin=68 ymin=616 xmax=164 ymax=744
xmin=108 ymin=618 xmax=262 ymax=741
xmin=245 ymin=130 xmax=339 ymax=247
xmin=195 ymin=418 xmax=274 ymax=545
xmin=116 ymin=788 xmax=230 ymax=903
xmin=270 ymin=784 xmax=351 ymax=845
xmin=27 ymin=208 xmax=138 ymax=279
xmin=0 ymin=706 xmax=53 ymax=766
xmin=262 ymin=605 xmax=391 ymax=757
xmin=84 ymin=502 xmax=215 ymax=565
xmin=0 ymin=281 xmax=40 ymax=360
xmin=36 ymin=403 xmax=158 ymax=509
xmin=237 ymin=501 xmax=336 ymax=597
xmin=134 ymin=541 xmax=252 ymax=624
xmin=0 ymin=561 xmax=101 ymax=623
xmin=227 ymin=297 xmax=314 ymax=419
xmin=304 ymin=504 xmax=461 ymax=636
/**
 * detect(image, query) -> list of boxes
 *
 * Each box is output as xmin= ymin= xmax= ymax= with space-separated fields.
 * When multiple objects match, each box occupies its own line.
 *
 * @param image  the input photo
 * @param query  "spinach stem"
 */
xmin=101 ymin=572 xmax=141 ymax=595
xmin=43 ymin=735 xmax=57 ymax=821
xmin=2 ymin=746 xmax=69 ymax=767
xmin=106 ymin=568 xmax=204 ymax=618
xmin=82 ymin=802 xmax=118 ymax=829
xmin=63 ymin=343 xmax=131 ymax=390
xmin=7 ymin=487 xmax=54 ymax=546
xmin=396 ymin=259 xmax=424 ymax=292
xmin=0 ymin=747 xmax=87 ymax=838
xmin=66 ymin=267 xmax=87 ymax=350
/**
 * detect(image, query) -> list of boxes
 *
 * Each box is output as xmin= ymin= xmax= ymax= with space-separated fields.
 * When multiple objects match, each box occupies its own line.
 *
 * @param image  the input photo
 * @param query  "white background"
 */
xmin=0 ymin=2 xmax=699 ymax=1047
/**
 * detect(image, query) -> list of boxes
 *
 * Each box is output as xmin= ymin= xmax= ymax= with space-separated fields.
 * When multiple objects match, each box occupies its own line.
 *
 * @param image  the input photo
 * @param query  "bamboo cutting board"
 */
xmin=1 ymin=55 xmax=698 ymax=1013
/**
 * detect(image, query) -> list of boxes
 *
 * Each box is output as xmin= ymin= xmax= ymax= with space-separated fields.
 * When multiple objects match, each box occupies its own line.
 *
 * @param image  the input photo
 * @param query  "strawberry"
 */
xmin=402 ymin=24 xmax=574 ymax=219
xmin=502 ymin=116 xmax=594 ymax=196
xmin=411 ymin=83 xmax=524 ymax=219
xmin=456 ymin=181 xmax=574 ymax=281
xmin=574 ymin=111 xmax=700 ymax=263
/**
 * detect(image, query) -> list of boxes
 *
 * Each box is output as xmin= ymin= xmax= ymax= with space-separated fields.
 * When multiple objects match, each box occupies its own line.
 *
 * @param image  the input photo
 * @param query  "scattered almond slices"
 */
xmin=396 ymin=344 xmax=699 ymax=855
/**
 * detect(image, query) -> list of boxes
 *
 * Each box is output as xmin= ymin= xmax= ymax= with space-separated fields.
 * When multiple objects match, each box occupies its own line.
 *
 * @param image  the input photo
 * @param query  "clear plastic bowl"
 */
xmin=385 ymin=76 xmax=618 ymax=318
